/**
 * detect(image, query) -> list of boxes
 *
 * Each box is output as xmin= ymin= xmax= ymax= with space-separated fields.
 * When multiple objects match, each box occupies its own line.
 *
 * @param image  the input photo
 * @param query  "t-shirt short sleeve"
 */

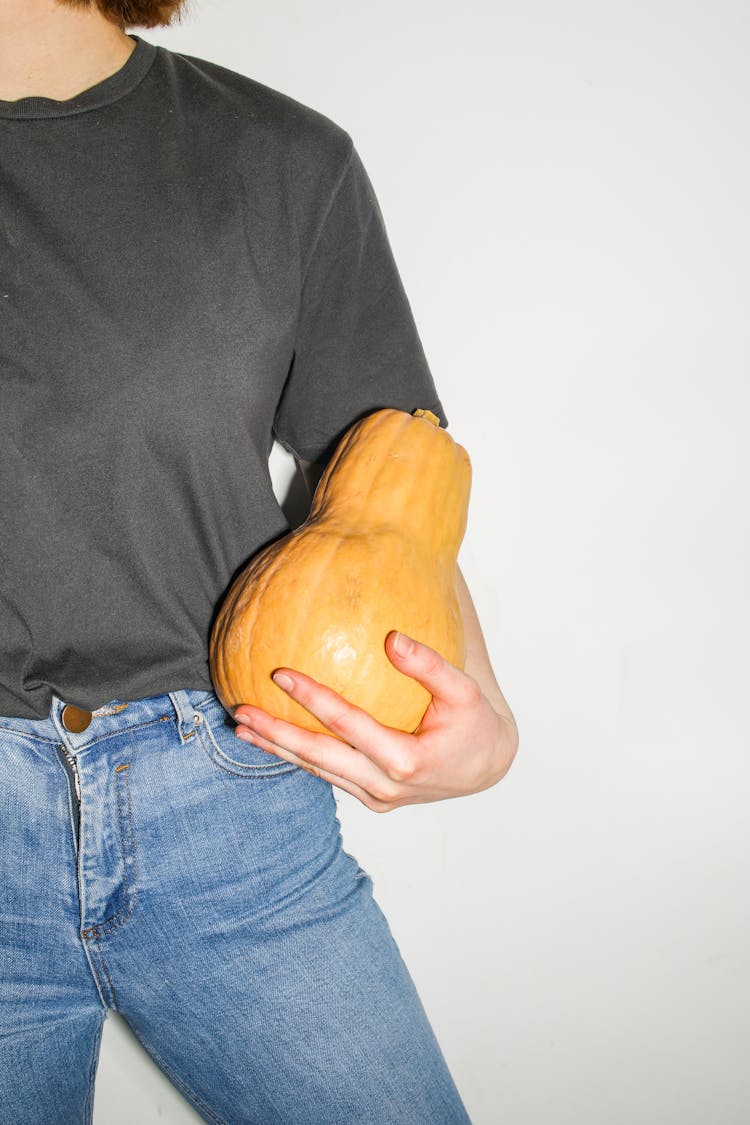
xmin=272 ymin=139 xmax=446 ymax=464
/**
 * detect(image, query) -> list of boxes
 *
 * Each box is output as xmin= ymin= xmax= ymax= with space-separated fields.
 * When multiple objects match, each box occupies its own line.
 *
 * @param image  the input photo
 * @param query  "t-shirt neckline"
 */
xmin=0 ymin=35 xmax=156 ymax=120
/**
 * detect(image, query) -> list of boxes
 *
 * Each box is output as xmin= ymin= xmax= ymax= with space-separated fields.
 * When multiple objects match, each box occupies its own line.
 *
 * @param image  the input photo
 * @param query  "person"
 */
xmin=0 ymin=0 xmax=519 ymax=1121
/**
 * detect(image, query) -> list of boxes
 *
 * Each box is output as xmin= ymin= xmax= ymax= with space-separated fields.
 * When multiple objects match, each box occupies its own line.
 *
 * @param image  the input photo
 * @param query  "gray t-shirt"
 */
xmin=0 ymin=35 xmax=444 ymax=719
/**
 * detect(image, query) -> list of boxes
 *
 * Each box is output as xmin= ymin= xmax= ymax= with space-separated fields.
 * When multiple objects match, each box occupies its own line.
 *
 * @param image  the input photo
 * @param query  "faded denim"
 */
xmin=0 ymin=688 xmax=471 ymax=1124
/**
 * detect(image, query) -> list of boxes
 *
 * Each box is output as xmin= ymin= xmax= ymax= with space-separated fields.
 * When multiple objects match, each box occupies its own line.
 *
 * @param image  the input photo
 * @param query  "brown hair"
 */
xmin=56 ymin=0 xmax=190 ymax=30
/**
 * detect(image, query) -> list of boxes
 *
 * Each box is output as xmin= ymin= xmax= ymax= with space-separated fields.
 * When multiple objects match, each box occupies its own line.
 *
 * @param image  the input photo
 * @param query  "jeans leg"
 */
xmin=91 ymin=691 xmax=472 ymax=1124
xmin=0 ymin=725 xmax=107 ymax=1125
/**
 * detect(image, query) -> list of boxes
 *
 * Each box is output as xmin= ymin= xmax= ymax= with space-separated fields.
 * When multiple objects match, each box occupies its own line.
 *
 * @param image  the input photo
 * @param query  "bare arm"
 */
xmin=456 ymin=566 xmax=518 ymax=743
xmin=231 ymin=456 xmax=520 ymax=808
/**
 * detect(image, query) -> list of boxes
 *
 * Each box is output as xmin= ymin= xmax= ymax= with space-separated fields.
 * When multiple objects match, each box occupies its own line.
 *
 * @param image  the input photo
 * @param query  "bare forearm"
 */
xmin=457 ymin=566 xmax=518 ymax=737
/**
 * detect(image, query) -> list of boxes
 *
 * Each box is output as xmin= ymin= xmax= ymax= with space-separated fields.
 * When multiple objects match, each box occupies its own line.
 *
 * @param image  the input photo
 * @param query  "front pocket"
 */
xmin=195 ymin=695 xmax=300 ymax=779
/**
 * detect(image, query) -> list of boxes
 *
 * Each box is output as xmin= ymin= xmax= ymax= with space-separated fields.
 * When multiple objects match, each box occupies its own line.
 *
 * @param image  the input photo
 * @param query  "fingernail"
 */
xmin=233 ymin=707 xmax=257 ymax=726
xmin=272 ymin=671 xmax=294 ymax=692
xmin=236 ymin=728 xmax=259 ymax=742
xmin=392 ymin=631 xmax=409 ymax=655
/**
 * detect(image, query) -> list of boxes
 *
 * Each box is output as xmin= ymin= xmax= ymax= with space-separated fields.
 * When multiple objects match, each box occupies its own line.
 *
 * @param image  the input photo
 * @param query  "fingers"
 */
xmin=385 ymin=631 xmax=481 ymax=707
xmin=234 ymin=721 xmax=401 ymax=813
xmin=234 ymin=698 xmax=374 ymax=777
xmin=271 ymin=668 xmax=406 ymax=762
xmin=233 ymin=669 xmax=422 ymax=792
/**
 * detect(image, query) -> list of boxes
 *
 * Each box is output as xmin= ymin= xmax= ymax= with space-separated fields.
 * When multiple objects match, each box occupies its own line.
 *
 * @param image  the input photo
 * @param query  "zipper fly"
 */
xmin=61 ymin=745 xmax=81 ymax=801
xmin=57 ymin=744 xmax=81 ymax=843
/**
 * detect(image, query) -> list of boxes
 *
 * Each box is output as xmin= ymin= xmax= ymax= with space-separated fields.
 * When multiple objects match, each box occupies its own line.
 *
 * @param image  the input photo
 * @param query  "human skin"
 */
xmin=0 ymin=0 xmax=136 ymax=102
xmin=2 ymin=0 xmax=519 ymax=811
xmin=233 ymin=464 xmax=519 ymax=812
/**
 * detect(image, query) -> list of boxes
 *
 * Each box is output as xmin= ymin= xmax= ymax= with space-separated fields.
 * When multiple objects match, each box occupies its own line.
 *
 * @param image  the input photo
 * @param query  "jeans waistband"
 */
xmin=0 ymin=687 xmax=219 ymax=752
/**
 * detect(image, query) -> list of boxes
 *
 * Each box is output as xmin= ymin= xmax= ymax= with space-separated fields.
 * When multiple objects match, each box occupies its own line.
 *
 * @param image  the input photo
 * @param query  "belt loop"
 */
xmin=169 ymin=690 xmax=200 ymax=744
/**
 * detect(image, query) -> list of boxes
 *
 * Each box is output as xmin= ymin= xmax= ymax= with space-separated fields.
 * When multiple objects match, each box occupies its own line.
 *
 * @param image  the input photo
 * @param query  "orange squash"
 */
xmin=209 ymin=408 xmax=471 ymax=735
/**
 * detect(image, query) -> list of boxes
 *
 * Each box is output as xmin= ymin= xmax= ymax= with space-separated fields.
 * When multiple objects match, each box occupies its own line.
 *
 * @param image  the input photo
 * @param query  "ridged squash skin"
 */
xmin=209 ymin=408 xmax=472 ymax=735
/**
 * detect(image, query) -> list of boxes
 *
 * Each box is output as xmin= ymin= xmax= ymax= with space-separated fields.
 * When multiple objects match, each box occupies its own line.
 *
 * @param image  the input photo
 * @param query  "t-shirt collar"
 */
xmin=0 ymin=35 xmax=157 ymax=120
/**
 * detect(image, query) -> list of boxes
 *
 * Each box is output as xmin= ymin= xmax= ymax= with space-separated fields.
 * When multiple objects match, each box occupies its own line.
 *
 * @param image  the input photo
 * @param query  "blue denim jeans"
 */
xmin=0 ymin=688 xmax=471 ymax=1124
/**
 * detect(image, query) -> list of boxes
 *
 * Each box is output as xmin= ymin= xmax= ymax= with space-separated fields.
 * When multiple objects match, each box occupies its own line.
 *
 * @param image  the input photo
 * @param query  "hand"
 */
xmin=232 ymin=631 xmax=519 ymax=812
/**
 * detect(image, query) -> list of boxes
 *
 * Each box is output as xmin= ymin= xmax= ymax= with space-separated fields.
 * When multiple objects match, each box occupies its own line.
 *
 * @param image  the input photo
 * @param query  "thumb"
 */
xmin=385 ymin=631 xmax=475 ymax=706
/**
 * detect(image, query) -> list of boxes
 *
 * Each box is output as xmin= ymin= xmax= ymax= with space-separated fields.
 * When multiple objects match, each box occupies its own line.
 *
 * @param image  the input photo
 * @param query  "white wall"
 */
xmin=94 ymin=2 xmax=750 ymax=1122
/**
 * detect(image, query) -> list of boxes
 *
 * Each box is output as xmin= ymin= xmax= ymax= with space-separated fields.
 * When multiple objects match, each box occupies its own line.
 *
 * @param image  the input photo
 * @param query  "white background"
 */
xmin=94 ymin=1 xmax=749 ymax=1122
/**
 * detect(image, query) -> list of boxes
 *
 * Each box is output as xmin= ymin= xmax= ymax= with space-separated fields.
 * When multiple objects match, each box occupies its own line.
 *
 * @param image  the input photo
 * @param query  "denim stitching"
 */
xmin=81 ymin=765 xmax=137 ymax=942
xmin=91 ymin=703 xmax=130 ymax=716
xmin=193 ymin=695 xmax=222 ymax=711
xmin=95 ymin=948 xmax=120 ymax=1010
xmin=196 ymin=701 xmax=299 ymax=776
xmin=197 ymin=721 xmax=299 ymax=779
xmin=0 ymin=728 xmax=60 ymax=745
xmin=0 ymin=712 xmax=172 ymax=749
xmin=67 ymin=714 xmax=174 ymax=751
xmin=1 ymin=688 xmax=216 ymax=747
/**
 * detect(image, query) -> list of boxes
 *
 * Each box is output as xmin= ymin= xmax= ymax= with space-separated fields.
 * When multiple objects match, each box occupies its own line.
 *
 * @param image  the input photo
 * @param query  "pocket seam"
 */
xmin=196 ymin=711 xmax=299 ymax=779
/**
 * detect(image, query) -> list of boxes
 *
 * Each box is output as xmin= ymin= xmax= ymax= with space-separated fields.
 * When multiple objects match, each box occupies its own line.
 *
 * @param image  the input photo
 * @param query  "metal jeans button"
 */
xmin=61 ymin=704 xmax=93 ymax=733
